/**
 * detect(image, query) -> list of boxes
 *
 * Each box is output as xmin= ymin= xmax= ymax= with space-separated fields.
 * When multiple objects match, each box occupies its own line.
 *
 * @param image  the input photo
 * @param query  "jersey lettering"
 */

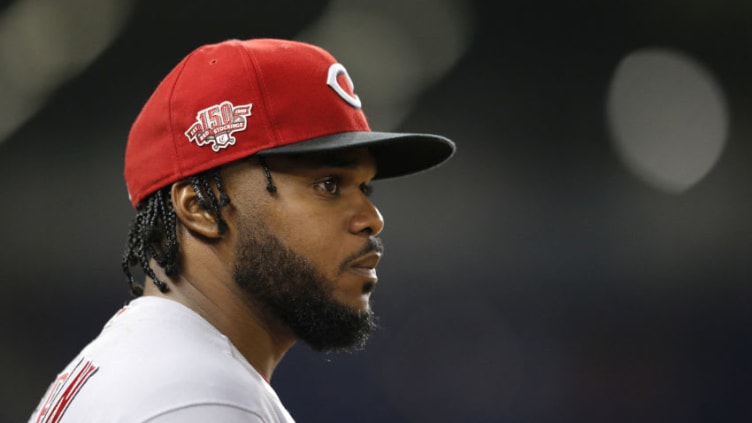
xmin=35 ymin=358 xmax=98 ymax=423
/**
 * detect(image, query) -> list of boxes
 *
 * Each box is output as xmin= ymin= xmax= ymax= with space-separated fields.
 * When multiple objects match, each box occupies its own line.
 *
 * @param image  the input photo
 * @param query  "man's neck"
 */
xmin=142 ymin=268 xmax=296 ymax=381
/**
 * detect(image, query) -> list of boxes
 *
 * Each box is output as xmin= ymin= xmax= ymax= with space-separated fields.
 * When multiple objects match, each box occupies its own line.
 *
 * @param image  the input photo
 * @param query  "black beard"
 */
xmin=232 ymin=221 xmax=378 ymax=352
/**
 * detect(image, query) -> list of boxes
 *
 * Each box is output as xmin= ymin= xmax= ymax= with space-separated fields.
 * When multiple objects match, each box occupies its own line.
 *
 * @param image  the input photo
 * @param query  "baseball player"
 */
xmin=28 ymin=38 xmax=455 ymax=422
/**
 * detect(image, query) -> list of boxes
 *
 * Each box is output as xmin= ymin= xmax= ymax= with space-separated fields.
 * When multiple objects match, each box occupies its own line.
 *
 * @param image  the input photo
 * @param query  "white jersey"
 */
xmin=28 ymin=296 xmax=295 ymax=423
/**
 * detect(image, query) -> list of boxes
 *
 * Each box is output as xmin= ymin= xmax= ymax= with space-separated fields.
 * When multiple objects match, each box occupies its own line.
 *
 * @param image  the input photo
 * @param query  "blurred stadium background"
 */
xmin=2 ymin=0 xmax=751 ymax=421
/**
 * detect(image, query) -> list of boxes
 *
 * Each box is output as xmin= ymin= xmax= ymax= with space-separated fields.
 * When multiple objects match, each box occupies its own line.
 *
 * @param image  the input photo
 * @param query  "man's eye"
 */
xmin=360 ymin=183 xmax=374 ymax=197
xmin=316 ymin=177 xmax=339 ymax=195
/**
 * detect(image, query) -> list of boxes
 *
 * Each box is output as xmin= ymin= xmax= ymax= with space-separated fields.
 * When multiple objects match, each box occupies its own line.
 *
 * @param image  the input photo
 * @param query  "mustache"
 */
xmin=340 ymin=237 xmax=384 ymax=271
xmin=358 ymin=236 xmax=384 ymax=257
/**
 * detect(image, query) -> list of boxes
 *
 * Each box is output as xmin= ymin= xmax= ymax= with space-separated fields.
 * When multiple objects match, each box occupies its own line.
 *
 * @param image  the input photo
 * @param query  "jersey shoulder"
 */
xmin=29 ymin=297 xmax=294 ymax=423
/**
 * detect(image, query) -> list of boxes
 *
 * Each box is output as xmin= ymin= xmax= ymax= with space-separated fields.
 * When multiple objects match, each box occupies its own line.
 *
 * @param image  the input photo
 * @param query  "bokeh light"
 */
xmin=607 ymin=47 xmax=729 ymax=193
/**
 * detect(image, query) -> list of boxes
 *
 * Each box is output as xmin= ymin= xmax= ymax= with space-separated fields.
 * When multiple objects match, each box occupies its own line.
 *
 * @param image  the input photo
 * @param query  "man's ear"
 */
xmin=171 ymin=181 xmax=224 ymax=239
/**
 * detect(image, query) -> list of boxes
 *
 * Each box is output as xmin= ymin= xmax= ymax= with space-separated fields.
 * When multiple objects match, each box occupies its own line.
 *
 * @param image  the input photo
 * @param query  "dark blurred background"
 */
xmin=2 ymin=0 xmax=752 ymax=422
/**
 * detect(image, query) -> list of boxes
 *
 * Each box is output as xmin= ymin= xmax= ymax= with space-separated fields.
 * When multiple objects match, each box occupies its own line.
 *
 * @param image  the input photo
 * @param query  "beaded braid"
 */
xmin=258 ymin=157 xmax=277 ymax=193
xmin=121 ymin=169 xmax=230 ymax=297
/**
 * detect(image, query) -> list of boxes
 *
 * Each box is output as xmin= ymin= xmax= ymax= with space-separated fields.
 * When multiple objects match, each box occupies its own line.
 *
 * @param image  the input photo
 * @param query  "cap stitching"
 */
xmin=132 ymin=52 xmax=193 ymax=206
xmin=165 ymin=50 xmax=196 ymax=182
xmin=239 ymin=41 xmax=281 ymax=147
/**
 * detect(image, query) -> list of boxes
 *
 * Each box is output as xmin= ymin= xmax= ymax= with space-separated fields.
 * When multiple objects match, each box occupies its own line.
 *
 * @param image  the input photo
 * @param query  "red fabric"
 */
xmin=125 ymin=39 xmax=370 ymax=207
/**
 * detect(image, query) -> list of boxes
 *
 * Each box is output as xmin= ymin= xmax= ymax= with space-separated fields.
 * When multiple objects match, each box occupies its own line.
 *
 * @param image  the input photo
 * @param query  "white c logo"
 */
xmin=327 ymin=63 xmax=362 ymax=109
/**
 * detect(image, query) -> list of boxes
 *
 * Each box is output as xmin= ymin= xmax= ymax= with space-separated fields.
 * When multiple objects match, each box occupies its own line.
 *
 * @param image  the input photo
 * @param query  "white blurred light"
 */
xmin=0 ymin=0 xmax=134 ymax=144
xmin=297 ymin=0 xmax=474 ymax=130
xmin=606 ymin=47 xmax=729 ymax=193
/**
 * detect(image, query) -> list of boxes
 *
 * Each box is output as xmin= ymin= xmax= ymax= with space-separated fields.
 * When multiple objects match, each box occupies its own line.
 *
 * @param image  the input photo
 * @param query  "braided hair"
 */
xmin=121 ymin=168 xmax=230 ymax=297
xmin=121 ymin=158 xmax=277 ymax=297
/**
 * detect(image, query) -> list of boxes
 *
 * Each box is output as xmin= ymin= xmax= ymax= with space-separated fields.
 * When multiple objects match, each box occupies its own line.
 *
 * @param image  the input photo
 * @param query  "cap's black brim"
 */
xmin=256 ymin=131 xmax=456 ymax=179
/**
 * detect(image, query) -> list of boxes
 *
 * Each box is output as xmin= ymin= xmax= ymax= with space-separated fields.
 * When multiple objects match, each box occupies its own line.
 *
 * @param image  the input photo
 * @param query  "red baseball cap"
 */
xmin=124 ymin=38 xmax=455 ymax=207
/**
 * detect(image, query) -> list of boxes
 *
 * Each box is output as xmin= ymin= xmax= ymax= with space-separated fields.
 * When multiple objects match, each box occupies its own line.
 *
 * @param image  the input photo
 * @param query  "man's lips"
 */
xmin=347 ymin=251 xmax=381 ymax=283
xmin=348 ymin=252 xmax=381 ymax=294
xmin=339 ymin=238 xmax=383 ymax=296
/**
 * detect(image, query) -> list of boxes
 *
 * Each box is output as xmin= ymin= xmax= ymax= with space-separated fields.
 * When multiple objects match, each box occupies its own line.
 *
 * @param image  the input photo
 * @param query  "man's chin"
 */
xmin=297 ymin=308 xmax=377 ymax=352
xmin=333 ymin=293 xmax=373 ymax=314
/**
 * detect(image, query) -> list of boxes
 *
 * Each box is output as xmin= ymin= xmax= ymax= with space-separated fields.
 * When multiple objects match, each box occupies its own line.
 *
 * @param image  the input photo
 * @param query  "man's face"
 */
xmin=226 ymin=148 xmax=385 ymax=351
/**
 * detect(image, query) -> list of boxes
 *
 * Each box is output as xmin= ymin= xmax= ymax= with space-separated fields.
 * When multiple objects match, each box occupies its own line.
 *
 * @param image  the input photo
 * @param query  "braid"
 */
xmin=258 ymin=157 xmax=277 ymax=193
xmin=121 ymin=168 xmax=231 ymax=297
xmin=190 ymin=169 xmax=229 ymax=234
xmin=213 ymin=170 xmax=231 ymax=207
